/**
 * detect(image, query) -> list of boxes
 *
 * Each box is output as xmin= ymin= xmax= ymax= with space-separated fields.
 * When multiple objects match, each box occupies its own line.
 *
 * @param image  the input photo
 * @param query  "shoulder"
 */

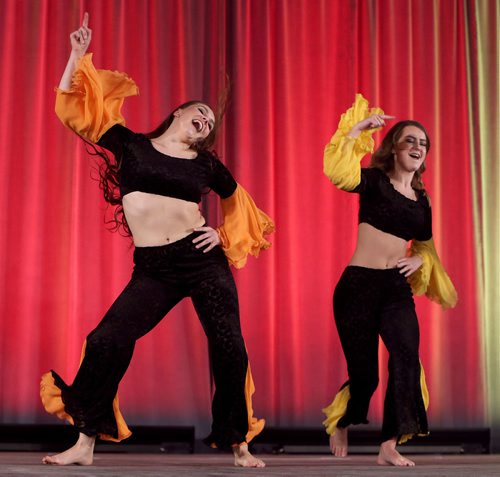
xmin=198 ymin=149 xmax=228 ymax=171
xmin=364 ymin=167 xmax=387 ymax=179
xmin=98 ymin=124 xmax=138 ymax=149
xmin=418 ymin=189 xmax=431 ymax=207
xmin=361 ymin=166 xmax=388 ymax=187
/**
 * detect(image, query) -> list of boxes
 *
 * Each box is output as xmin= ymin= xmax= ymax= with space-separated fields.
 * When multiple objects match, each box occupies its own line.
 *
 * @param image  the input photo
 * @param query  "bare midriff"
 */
xmin=123 ymin=191 xmax=205 ymax=247
xmin=348 ymin=223 xmax=408 ymax=269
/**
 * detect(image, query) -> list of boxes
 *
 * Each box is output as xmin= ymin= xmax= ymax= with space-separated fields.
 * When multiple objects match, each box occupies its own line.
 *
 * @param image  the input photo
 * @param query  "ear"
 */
xmin=173 ymin=109 xmax=181 ymax=117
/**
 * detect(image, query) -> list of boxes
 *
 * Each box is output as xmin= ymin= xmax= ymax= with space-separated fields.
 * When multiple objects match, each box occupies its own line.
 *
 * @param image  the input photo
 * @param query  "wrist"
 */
xmin=347 ymin=126 xmax=361 ymax=138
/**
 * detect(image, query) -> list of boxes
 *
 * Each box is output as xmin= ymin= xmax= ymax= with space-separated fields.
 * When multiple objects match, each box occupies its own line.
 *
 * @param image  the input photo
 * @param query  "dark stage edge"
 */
xmin=1 ymin=453 xmax=500 ymax=477
xmin=0 ymin=425 xmax=491 ymax=455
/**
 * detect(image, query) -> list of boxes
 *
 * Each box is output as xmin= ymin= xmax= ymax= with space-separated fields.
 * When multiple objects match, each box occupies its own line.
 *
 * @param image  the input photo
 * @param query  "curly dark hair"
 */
xmin=84 ymin=94 xmax=229 ymax=236
xmin=370 ymin=120 xmax=431 ymax=190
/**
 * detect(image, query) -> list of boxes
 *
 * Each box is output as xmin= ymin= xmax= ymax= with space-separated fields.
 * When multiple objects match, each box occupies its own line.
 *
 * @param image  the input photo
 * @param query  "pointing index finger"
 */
xmin=82 ymin=12 xmax=89 ymax=28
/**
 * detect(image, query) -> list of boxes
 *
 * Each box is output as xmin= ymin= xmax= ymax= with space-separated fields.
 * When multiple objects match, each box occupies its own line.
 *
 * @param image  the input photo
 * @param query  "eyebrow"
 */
xmin=405 ymin=134 xmax=427 ymax=143
xmin=199 ymin=105 xmax=215 ymax=127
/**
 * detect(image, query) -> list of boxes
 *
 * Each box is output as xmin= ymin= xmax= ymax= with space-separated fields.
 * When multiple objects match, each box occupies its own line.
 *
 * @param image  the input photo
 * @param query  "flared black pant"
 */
xmin=51 ymin=230 xmax=249 ymax=448
xmin=333 ymin=266 xmax=428 ymax=441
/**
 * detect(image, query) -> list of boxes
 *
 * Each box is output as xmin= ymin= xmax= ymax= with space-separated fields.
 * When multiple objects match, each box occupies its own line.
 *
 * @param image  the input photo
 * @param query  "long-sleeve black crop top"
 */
xmin=97 ymin=124 xmax=237 ymax=202
xmin=349 ymin=167 xmax=432 ymax=242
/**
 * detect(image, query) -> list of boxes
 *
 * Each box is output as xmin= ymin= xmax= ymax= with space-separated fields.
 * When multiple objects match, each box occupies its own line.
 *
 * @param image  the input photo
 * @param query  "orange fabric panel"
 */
xmin=39 ymin=340 xmax=132 ymax=442
xmin=244 ymin=362 xmax=265 ymax=443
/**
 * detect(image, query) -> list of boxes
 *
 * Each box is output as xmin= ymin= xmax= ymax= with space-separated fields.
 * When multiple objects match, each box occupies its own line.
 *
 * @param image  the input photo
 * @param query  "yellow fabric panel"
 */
xmin=217 ymin=184 xmax=275 ymax=269
xmin=55 ymin=53 xmax=139 ymax=143
xmin=39 ymin=340 xmax=132 ymax=442
xmin=321 ymin=385 xmax=350 ymax=436
xmin=244 ymin=361 xmax=266 ymax=443
xmin=409 ymin=238 xmax=458 ymax=309
xmin=398 ymin=362 xmax=430 ymax=445
xmin=323 ymin=93 xmax=384 ymax=191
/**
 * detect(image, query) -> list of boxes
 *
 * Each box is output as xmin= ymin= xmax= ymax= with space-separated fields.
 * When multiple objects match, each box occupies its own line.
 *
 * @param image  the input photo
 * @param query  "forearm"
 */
xmin=58 ymin=50 xmax=83 ymax=91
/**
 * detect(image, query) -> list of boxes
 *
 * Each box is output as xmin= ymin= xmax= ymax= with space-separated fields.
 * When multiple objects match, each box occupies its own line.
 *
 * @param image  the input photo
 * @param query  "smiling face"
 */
xmin=174 ymin=103 xmax=215 ymax=143
xmin=392 ymin=125 xmax=429 ymax=173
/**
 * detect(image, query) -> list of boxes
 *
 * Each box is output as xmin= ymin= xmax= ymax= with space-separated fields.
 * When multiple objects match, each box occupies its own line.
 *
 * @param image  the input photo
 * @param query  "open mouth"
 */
xmin=409 ymin=152 xmax=421 ymax=159
xmin=192 ymin=119 xmax=203 ymax=133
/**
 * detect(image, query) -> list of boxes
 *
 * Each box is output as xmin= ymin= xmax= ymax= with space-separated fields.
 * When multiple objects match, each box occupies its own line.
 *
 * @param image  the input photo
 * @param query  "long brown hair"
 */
xmin=370 ymin=120 xmax=431 ymax=190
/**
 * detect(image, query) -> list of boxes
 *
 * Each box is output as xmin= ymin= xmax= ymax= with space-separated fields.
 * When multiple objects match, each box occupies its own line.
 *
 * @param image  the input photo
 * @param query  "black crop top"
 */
xmin=350 ymin=168 xmax=432 ymax=242
xmin=97 ymin=124 xmax=237 ymax=202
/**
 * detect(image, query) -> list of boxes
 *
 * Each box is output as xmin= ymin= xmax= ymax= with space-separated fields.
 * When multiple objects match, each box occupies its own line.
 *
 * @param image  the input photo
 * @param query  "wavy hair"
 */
xmin=370 ymin=120 xmax=431 ymax=190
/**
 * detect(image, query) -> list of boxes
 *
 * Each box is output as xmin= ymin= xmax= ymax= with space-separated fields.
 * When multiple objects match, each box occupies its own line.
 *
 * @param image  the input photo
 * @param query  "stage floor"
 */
xmin=1 ymin=453 xmax=500 ymax=477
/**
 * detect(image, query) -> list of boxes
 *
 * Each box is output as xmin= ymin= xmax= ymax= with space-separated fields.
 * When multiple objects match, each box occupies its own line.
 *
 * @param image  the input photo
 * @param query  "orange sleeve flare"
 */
xmin=409 ymin=239 xmax=458 ymax=309
xmin=55 ymin=53 xmax=139 ymax=143
xmin=323 ymin=93 xmax=384 ymax=191
xmin=39 ymin=340 xmax=132 ymax=442
xmin=217 ymin=184 xmax=275 ymax=269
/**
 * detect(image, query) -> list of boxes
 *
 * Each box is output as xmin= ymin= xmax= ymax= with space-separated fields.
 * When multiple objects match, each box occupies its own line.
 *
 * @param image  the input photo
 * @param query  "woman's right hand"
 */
xmin=70 ymin=12 xmax=92 ymax=57
xmin=348 ymin=114 xmax=394 ymax=138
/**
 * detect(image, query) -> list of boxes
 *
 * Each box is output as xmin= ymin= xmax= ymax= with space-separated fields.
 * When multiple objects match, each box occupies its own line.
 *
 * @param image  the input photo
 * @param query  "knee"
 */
xmin=86 ymin=327 xmax=132 ymax=353
xmin=364 ymin=375 xmax=379 ymax=395
xmin=351 ymin=374 xmax=379 ymax=396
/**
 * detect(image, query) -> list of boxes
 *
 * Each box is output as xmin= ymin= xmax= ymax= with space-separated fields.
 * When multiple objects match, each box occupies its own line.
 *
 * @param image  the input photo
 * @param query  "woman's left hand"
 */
xmin=192 ymin=226 xmax=221 ymax=253
xmin=396 ymin=255 xmax=423 ymax=277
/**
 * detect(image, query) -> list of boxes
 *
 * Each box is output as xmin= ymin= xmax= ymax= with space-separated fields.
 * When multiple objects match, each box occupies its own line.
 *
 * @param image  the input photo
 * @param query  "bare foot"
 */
xmin=233 ymin=443 xmax=265 ymax=468
xmin=42 ymin=433 xmax=96 ymax=466
xmin=377 ymin=438 xmax=415 ymax=466
xmin=329 ymin=426 xmax=348 ymax=457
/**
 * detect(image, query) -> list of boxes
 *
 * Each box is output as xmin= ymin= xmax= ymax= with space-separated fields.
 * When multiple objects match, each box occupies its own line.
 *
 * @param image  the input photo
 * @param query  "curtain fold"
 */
xmin=466 ymin=0 xmax=500 ymax=451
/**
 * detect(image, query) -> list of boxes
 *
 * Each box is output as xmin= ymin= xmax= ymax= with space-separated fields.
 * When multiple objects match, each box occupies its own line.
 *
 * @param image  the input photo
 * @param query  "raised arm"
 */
xmin=59 ymin=12 xmax=92 ymax=91
xmin=323 ymin=94 xmax=393 ymax=191
xmin=54 ymin=12 xmax=138 ymax=143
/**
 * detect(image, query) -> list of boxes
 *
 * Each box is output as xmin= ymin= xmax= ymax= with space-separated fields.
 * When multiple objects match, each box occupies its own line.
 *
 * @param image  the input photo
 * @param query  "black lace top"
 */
xmin=350 ymin=168 xmax=432 ymax=242
xmin=97 ymin=124 xmax=237 ymax=202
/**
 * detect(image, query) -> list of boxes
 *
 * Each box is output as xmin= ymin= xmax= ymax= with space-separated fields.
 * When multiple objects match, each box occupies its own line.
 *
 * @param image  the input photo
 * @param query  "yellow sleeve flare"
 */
xmin=324 ymin=93 xmax=384 ymax=191
xmin=217 ymin=184 xmax=275 ymax=269
xmin=55 ymin=53 xmax=139 ymax=143
xmin=409 ymin=239 xmax=458 ymax=309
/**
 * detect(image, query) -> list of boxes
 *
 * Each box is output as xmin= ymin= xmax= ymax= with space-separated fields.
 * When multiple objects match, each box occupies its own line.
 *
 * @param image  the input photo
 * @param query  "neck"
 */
xmin=388 ymin=168 xmax=415 ymax=189
xmin=153 ymin=129 xmax=193 ymax=152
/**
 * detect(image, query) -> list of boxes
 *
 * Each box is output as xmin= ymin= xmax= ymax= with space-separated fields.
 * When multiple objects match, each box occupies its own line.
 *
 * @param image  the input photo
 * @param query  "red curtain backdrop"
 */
xmin=0 ymin=0 xmax=483 ymax=436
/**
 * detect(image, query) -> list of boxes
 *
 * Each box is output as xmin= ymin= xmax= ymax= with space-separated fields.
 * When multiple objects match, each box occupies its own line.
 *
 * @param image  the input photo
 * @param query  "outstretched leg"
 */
xmin=42 ymin=268 xmax=184 ymax=464
xmin=42 ymin=433 xmax=96 ymax=466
